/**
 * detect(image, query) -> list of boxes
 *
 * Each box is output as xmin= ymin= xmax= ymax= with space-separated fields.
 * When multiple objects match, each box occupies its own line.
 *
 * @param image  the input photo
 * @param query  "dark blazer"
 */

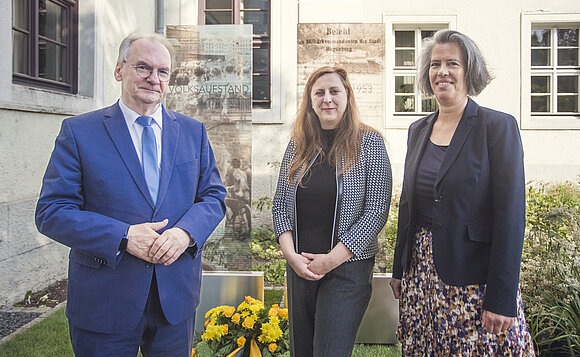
xmin=35 ymin=102 xmax=226 ymax=333
xmin=392 ymin=99 xmax=525 ymax=317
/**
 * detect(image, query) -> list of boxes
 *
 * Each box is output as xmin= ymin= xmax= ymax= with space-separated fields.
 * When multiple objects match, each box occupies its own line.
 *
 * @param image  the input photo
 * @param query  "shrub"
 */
xmin=251 ymin=227 xmax=286 ymax=285
xmin=520 ymin=180 xmax=580 ymax=355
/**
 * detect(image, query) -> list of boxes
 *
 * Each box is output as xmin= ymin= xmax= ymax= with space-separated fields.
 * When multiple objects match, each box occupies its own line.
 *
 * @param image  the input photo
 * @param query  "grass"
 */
xmin=0 ymin=288 xmax=400 ymax=357
xmin=0 ymin=306 xmax=73 ymax=357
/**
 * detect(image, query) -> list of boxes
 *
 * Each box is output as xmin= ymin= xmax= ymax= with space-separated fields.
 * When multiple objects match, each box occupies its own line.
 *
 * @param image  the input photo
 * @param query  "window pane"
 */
xmin=205 ymin=11 xmax=232 ymax=24
xmin=395 ymin=76 xmax=414 ymax=93
xmin=531 ymin=49 xmax=550 ymax=66
xmin=531 ymin=29 xmax=550 ymax=47
xmin=253 ymin=75 xmax=269 ymax=101
xmin=557 ymin=95 xmax=578 ymax=112
xmin=557 ymin=29 xmax=578 ymax=47
xmin=39 ymin=41 xmax=66 ymax=82
xmin=253 ymin=48 xmax=268 ymax=74
xmin=395 ymin=31 xmax=414 ymax=47
xmin=12 ymin=0 xmax=28 ymax=29
xmin=242 ymin=0 xmax=268 ymax=10
xmin=421 ymin=30 xmax=435 ymax=40
xmin=531 ymin=76 xmax=550 ymax=93
xmin=12 ymin=31 xmax=29 ymax=75
xmin=241 ymin=11 xmax=268 ymax=36
xmin=395 ymin=49 xmax=415 ymax=67
xmin=557 ymin=48 xmax=578 ymax=66
xmin=39 ymin=0 xmax=66 ymax=43
xmin=395 ymin=95 xmax=415 ymax=112
xmin=421 ymin=97 xmax=438 ymax=112
xmin=531 ymin=95 xmax=550 ymax=112
xmin=558 ymin=75 xmax=578 ymax=94
xmin=206 ymin=0 xmax=232 ymax=9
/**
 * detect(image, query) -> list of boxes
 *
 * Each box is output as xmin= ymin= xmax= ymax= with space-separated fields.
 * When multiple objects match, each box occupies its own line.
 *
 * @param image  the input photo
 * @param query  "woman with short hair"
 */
xmin=390 ymin=29 xmax=535 ymax=355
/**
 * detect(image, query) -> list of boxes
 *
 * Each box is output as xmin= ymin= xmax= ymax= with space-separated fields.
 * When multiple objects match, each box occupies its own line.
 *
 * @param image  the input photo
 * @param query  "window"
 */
xmin=393 ymin=29 xmax=438 ymax=114
xmin=200 ymin=0 xmax=271 ymax=109
xmin=521 ymin=13 xmax=580 ymax=130
xmin=383 ymin=16 xmax=455 ymax=129
xmin=12 ymin=0 xmax=78 ymax=93
xmin=530 ymin=27 xmax=579 ymax=114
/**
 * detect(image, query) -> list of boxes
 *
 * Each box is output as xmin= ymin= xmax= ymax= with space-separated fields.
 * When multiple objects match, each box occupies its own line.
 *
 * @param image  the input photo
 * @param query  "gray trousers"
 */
xmin=286 ymin=258 xmax=374 ymax=357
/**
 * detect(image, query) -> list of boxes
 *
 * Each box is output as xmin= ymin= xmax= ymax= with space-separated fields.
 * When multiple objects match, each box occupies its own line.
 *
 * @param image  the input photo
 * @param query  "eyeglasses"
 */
xmin=123 ymin=61 xmax=171 ymax=82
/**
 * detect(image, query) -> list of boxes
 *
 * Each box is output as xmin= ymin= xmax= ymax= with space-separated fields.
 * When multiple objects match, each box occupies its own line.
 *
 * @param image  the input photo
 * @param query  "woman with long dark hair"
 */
xmin=272 ymin=66 xmax=392 ymax=357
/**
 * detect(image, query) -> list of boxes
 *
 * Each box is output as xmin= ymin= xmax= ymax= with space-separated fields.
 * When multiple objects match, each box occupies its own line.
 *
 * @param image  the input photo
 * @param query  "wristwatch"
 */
xmin=119 ymin=230 xmax=128 ymax=252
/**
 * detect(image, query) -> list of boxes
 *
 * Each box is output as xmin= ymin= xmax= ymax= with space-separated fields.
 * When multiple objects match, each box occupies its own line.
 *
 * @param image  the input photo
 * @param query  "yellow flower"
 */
xmin=241 ymin=310 xmax=250 ymax=317
xmin=204 ymin=307 xmax=216 ymax=319
xmin=258 ymin=319 xmax=283 ymax=343
xmin=242 ymin=316 xmax=256 ymax=329
xmin=201 ymin=323 xmax=228 ymax=341
xmin=224 ymin=306 xmax=235 ymax=317
xmin=237 ymin=336 xmax=246 ymax=347
xmin=268 ymin=343 xmax=277 ymax=353
xmin=204 ymin=319 xmax=210 ymax=328
xmin=238 ymin=301 xmax=249 ymax=311
xmin=231 ymin=313 xmax=241 ymax=324
xmin=245 ymin=296 xmax=253 ymax=303
xmin=279 ymin=308 xmax=288 ymax=320
xmin=249 ymin=304 xmax=263 ymax=313
xmin=222 ymin=324 xmax=228 ymax=335
xmin=268 ymin=307 xmax=279 ymax=317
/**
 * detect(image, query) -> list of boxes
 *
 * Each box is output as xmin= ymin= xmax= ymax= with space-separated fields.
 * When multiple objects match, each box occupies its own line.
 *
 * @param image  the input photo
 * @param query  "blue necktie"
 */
xmin=136 ymin=116 xmax=159 ymax=205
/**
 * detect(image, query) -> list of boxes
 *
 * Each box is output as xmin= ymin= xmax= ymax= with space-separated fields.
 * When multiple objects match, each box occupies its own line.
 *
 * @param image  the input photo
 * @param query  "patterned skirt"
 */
xmin=397 ymin=227 xmax=535 ymax=356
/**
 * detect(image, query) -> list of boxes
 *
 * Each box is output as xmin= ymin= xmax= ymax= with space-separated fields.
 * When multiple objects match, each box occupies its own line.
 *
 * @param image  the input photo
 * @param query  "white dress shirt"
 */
xmin=119 ymin=99 xmax=163 ymax=169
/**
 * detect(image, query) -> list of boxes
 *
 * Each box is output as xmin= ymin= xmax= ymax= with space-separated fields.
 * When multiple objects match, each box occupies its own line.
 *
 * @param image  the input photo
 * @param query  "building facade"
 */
xmin=0 ymin=0 xmax=578 ymax=307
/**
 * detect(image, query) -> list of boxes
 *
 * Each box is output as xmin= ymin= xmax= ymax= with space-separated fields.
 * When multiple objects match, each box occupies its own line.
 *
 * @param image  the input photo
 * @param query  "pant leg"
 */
xmin=313 ymin=258 xmax=374 ymax=357
xmin=69 ymin=268 xmax=194 ymax=357
xmin=287 ymin=263 xmax=320 ymax=357
xmin=140 ymin=269 xmax=195 ymax=357
xmin=69 ymin=323 xmax=144 ymax=357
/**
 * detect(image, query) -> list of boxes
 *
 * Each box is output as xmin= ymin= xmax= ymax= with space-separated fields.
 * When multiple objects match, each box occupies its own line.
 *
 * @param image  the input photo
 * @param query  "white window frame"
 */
xmin=383 ymin=15 xmax=456 ymax=129
xmin=521 ymin=12 xmax=580 ymax=130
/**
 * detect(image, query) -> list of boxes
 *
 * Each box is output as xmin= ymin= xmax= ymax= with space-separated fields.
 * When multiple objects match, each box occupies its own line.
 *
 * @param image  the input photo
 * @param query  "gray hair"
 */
xmin=117 ymin=32 xmax=175 ymax=68
xmin=417 ymin=29 xmax=492 ymax=97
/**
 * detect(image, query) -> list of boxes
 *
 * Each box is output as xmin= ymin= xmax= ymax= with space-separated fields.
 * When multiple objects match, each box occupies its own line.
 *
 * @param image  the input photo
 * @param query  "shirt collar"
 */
xmin=118 ymin=99 xmax=164 ymax=130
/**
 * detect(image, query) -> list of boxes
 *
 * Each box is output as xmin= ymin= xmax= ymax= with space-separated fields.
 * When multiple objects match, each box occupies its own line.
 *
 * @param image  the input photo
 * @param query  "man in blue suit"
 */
xmin=35 ymin=33 xmax=226 ymax=356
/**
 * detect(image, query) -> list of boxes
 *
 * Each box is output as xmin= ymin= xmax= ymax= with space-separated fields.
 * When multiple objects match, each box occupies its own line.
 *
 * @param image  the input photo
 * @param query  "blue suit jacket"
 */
xmin=35 ymin=102 xmax=226 ymax=333
xmin=393 ymin=99 xmax=525 ymax=317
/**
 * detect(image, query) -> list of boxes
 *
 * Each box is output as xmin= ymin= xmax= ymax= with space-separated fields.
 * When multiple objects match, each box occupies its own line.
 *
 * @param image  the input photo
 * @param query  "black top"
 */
xmin=414 ymin=140 xmax=447 ymax=227
xmin=295 ymin=129 xmax=337 ymax=254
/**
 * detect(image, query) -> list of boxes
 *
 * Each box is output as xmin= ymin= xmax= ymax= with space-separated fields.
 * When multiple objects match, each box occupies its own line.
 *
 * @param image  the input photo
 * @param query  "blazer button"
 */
xmin=434 ymin=195 xmax=442 ymax=203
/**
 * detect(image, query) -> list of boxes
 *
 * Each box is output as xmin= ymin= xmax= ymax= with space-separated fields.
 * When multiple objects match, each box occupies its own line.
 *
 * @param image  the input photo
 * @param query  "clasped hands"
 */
xmin=125 ymin=219 xmax=191 ymax=266
xmin=287 ymin=243 xmax=354 ymax=281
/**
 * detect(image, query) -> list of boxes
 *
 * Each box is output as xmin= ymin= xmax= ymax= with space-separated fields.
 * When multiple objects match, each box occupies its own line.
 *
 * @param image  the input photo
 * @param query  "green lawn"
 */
xmin=0 ymin=289 xmax=400 ymax=356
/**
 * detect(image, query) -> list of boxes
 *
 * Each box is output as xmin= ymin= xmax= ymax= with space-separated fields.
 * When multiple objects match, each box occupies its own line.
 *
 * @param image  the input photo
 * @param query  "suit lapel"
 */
xmin=156 ymin=107 xmax=179 ymax=210
xmin=435 ymin=98 xmax=478 ymax=187
xmin=103 ymin=103 xmax=155 ymax=208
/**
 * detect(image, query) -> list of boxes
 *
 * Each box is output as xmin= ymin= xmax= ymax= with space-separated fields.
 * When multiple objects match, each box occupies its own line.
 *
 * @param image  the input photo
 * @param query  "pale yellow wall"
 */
xmin=295 ymin=0 xmax=580 ymax=184
xmin=0 ymin=0 xmax=159 ymax=307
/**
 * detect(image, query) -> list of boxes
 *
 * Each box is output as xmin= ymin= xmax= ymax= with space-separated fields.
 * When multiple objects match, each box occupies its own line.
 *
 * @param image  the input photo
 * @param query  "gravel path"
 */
xmin=0 ymin=311 xmax=42 ymax=339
